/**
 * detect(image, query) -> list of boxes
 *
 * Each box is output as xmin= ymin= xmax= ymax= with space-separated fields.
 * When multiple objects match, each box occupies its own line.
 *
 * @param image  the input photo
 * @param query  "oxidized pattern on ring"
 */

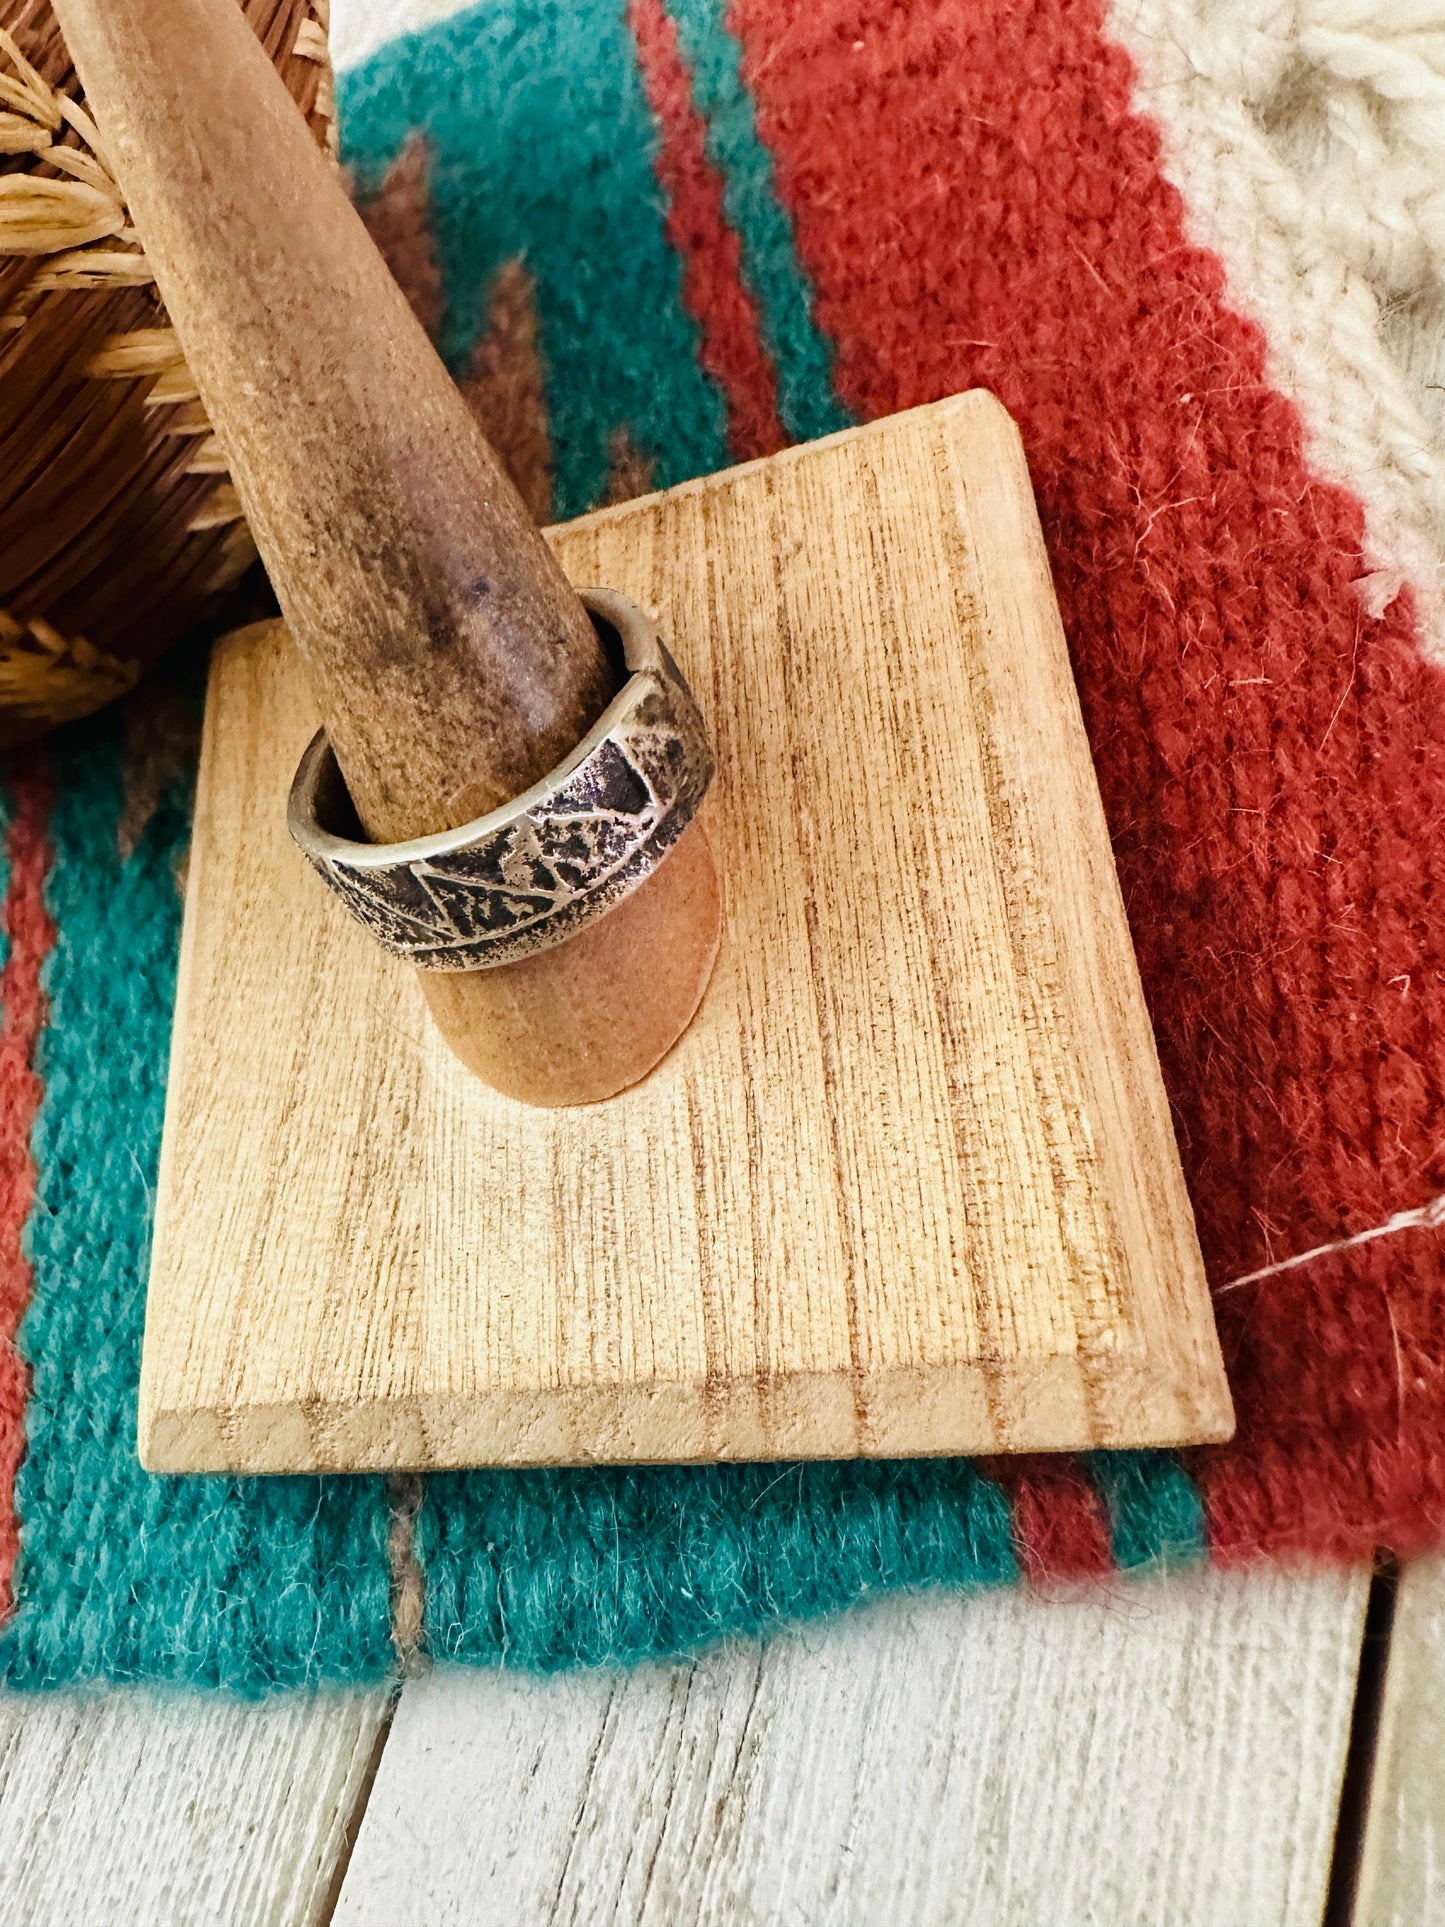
xmin=287 ymin=587 xmax=715 ymax=970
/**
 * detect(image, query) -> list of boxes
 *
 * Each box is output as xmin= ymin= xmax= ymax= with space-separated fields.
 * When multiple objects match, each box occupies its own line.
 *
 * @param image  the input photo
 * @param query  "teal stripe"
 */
xmin=665 ymin=0 xmax=853 ymax=444
xmin=337 ymin=0 xmax=730 ymax=519
xmin=419 ymin=1457 xmax=1018 ymax=1670
xmin=0 ymin=698 xmax=393 ymax=1691
xmin=1089 ymin=1451 xmax=1208 ymax=1573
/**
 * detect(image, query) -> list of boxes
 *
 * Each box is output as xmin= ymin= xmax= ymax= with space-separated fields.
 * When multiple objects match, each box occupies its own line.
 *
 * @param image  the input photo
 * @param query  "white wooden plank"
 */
xmin=1354 ymin=1552 xmax=1445 ymax=1926
xmin=0 ymin=1685 xmax=389 ymax=1927
xmin=335 ymin=1564 xmax=1368 ymax=1927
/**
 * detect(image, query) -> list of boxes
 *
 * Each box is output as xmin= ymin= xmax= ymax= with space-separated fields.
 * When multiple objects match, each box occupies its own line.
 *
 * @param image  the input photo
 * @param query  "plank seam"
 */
xmin=1328 ymin=1553 xmax=1399 ymax=1927
xmin=315 ymin=1688 xmax=403 ymax=1927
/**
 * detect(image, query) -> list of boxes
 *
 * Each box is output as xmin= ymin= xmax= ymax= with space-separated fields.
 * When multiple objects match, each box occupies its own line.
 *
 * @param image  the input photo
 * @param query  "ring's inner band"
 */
xmin=310 ymin=611 xmax=631 ymax=850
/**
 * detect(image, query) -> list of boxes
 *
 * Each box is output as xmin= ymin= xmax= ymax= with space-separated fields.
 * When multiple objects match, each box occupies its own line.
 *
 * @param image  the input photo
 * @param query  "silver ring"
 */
xmin=287 ymin=588 xmax=714 ymax=971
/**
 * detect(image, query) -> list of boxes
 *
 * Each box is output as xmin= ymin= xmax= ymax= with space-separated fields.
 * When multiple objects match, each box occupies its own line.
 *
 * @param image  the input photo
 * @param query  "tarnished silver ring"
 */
xmin=287 ymin=588 xmax=714 ymax=971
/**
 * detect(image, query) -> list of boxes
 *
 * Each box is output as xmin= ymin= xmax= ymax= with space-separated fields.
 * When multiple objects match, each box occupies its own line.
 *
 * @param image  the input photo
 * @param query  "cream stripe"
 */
xmin=1108 ymin=0 xmax=1445 ymax=659
xmin=328 ymin=0 xmax=477 ymax=73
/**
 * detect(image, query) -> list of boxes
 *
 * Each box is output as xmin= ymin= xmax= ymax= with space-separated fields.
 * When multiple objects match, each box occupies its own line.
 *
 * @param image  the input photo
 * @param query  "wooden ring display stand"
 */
xmin=49 ymin=0 xmax=1234 ymax=1474
xmin=49 ymin=0 xmax=720 ymax=1109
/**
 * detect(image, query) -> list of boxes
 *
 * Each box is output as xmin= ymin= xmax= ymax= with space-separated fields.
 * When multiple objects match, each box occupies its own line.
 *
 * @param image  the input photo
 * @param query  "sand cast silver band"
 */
xmin=287 ymin=587 xmax=715 ymax=971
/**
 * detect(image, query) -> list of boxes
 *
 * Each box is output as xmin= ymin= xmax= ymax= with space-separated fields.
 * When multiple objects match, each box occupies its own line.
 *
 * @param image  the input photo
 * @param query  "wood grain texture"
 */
xmin=417 ymin=816 xmax=723 ymax=1108
xmin=0 ymin=1686 xmax=389 ymax=1927
xmin=139 ymin=394 xmax=1232 ymax=1472
xmin=1353 ymin=1553 xmax=1445 ymax=1926
xmin=332 ymin=1565 xmax=1368 ymax=1927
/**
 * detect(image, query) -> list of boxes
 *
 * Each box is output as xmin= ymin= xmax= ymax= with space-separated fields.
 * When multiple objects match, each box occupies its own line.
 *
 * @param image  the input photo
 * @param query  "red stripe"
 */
xmin=728 ymin=0 xmax=1445 ymax=1561
xmin=981 ymin=1456 xmax=1113 ymax=1584
xmin=0 ymin=754 xmax=54 ymax=1620
xmin=628 ymin=0 xmax=786 ymax=462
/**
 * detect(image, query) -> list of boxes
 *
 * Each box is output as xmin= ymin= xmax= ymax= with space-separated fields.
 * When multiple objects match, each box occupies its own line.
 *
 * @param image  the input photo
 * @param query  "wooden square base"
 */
xmin=139 ymin=394 xmax=1232 ymax=1473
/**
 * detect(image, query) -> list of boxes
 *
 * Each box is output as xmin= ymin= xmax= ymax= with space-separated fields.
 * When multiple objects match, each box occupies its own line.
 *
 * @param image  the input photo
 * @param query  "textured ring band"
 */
xmin=287 ymin=587 xmax=715 ymax=971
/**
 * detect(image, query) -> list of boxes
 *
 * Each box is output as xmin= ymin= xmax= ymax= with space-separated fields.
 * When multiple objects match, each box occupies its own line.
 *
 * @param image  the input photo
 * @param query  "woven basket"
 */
xmin=0 ymin=0 xmax=334 ymax=745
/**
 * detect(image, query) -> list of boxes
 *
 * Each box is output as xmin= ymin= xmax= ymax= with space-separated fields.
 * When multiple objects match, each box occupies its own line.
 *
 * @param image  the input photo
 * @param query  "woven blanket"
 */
xmin=1 ymin=0 xmax=1444 ymax=1691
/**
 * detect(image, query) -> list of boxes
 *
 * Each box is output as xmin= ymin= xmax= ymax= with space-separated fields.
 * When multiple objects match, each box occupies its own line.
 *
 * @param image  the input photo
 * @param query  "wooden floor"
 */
xmin=2 ymin=1554 xmax=1441 ymax=1925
